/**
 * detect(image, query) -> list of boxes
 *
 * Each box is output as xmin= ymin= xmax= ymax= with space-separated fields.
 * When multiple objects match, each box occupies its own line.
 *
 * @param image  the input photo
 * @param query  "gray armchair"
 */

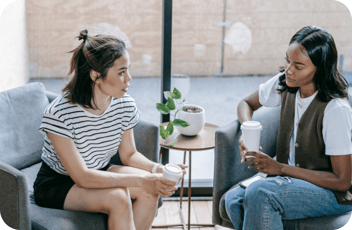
xmin=213 ymin=98 xmax=352 ymax=229
xmin=0 ymin=82 xmax=161 ymax=230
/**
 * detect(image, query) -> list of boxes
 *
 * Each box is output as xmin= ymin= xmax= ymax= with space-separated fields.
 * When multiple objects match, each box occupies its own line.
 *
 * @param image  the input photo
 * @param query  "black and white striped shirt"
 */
xmin=39 ymin=93 xmax=140 ymax=175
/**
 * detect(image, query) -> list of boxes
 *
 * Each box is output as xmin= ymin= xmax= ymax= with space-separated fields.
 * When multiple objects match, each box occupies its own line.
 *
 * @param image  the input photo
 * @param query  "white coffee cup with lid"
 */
xmin=162 ymin=164 xmax=183 ymax=185
xmin=241 ymin=121 xmax=262 ymax=158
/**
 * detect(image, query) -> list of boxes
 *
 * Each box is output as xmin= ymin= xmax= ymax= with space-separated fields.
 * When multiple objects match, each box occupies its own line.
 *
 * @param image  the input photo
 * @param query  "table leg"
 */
xmin=179 ymin=151 xmax=187 ymax=230
xmin=179 ymin=151 xmax=187 ymax=209
xmin=188 ymin=151 xmax=192 ymax=230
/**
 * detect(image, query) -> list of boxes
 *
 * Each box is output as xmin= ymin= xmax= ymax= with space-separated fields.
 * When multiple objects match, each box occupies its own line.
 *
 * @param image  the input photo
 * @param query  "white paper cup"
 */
xmin=241 ymin=121 xmax=262 ymax=158
xmin=162 ymin=164 xmax=183 ymax=185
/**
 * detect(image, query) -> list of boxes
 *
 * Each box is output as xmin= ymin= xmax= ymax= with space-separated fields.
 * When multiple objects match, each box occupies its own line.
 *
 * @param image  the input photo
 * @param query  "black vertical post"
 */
xmin=220 ymin=0 xmax=227 ymax=74
xmin=160 ymin=0 xmax=173 ymax=165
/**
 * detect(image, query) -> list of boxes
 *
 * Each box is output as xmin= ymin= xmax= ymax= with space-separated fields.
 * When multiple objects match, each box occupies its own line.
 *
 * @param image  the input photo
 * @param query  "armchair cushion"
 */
xmin=29 ymin=203 xmax=108 ymax=230
xmin=0 ymin=83 xmax=49 ymax=170
xmin=21 ymin=163 xmax=42 ymax=194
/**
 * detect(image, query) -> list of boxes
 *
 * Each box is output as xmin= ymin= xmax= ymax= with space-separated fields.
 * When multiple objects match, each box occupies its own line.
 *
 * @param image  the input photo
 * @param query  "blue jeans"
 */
xmin=225 ymin=176 xmax=352 ymax=230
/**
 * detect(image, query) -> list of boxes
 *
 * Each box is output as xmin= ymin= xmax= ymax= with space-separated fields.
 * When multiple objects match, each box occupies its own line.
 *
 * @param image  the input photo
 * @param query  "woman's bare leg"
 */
xmin=63 ymin=185 xmax=135 ymax=230
xmin=108 ymin=165 xmax=160 ymax=230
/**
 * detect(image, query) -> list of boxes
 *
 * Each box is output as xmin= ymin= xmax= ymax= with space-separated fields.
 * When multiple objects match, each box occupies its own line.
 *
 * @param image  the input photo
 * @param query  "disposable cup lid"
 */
xmin=163 ymin=164 xmax=182 ymax=177
xmin=241 ymin=121 xmax=262 ymax=130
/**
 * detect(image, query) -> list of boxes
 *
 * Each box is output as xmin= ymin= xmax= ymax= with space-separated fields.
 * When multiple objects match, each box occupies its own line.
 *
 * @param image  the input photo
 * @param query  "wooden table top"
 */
xmin=159 ymin=122 xmax=220 ymax=151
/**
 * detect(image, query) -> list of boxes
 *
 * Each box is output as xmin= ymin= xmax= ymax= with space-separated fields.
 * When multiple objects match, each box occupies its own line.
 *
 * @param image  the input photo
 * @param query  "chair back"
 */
xmin=0 ymin=83 xmax=49 ymax=170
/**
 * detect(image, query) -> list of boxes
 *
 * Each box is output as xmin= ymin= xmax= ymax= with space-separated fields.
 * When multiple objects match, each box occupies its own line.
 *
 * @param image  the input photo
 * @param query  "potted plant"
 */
xmin=156 ymin=87 xmax=206 ymax=146
xmin=156 ymin=87 xmax=190 ymax=146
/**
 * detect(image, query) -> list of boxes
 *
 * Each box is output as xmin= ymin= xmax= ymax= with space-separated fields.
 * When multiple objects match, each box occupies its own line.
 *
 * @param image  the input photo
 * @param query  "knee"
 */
xmin=244 ymin=179 xmax=285 ymax=215
xmin=103 ymin=188 xmax=132 ymax=214
xmin=136 ymin=188 xmax=159 ymax=203
xmin=244 ymin=180 xmax=275 ymax=206
xmin=224 ymin=192 xmax=234 ymax=212
xmin=243 ymin=180 xmax=280 ymax=206
xmin=224 ymin=186 xmax=245 ymax=210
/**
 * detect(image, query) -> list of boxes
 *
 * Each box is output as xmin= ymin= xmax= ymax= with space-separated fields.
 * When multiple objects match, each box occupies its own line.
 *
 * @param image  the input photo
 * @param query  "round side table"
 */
xmin=153 ymin=123 xmax=219 ymax=230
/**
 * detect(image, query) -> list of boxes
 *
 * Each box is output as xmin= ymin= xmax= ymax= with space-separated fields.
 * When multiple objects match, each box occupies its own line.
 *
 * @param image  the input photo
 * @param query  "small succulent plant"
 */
xmin=156 ymin=87 xmax=190 ymax=146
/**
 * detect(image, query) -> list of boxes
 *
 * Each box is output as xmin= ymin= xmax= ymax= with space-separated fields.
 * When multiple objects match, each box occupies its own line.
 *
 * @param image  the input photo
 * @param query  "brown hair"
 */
xmin=63 ymin=29 xmax=126 ymax=109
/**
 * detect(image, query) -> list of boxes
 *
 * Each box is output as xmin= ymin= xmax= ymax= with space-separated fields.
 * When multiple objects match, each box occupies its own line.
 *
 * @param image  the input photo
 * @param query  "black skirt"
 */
xmin=33 ymin=162 xmax=112 ymax=210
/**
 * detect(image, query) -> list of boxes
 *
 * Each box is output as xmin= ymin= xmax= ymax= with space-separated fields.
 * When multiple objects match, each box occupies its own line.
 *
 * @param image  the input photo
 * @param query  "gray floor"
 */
xmin=29 ymin=74 xmax=352 ymax=182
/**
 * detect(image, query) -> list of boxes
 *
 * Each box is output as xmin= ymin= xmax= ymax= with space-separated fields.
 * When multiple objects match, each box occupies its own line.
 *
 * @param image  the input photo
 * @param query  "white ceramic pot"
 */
xmin=175 ymin=104 xmax=205 ymax=136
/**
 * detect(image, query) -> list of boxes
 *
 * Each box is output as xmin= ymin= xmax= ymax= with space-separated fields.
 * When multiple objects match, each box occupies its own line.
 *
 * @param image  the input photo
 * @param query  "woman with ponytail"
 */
xmin=33 ymin=30 xmax=187 ymax=230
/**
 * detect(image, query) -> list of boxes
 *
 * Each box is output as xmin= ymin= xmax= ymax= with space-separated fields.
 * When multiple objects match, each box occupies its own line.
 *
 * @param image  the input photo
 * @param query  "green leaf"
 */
xmin=166 ymin=122 xmax=174 ymax=135
xmin=166 ymin=97 xmax=176 ymax=110
xmin=173 ymin=88 xmax=181 ymax=99
xmin=173 ymin=119 xmax=190 ymax=127
xmin=164 ymin=91 xmax=175 ymax=100
xmin=167 ymin=139 xmax=178 ymax=147
xmin=156 ymin=103 xmax=170 ymax=114
xmin=160 ymin=125 xmax=169 ymax=139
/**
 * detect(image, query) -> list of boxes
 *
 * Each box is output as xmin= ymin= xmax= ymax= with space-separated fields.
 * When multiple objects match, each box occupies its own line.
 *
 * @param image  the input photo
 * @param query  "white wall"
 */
xmin=0 ymin=0 xmax=27 ymax=92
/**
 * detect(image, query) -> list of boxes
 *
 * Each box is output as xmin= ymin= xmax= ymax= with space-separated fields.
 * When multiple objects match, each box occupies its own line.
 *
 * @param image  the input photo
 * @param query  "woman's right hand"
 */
xmin=142 ymin=173 xmax=178 ymax=197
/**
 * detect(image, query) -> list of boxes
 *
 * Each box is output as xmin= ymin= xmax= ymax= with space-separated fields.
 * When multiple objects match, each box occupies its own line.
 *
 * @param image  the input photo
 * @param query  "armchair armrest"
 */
xmin=212 ymin=106 xmax=281 ymax=225
xmin=212 ymin=120 xmax=257 ymax=225
xmin=133 ymin=120 xmax=159 ymax=163
xmin=0 ymin=161 xmax=31 ymax=230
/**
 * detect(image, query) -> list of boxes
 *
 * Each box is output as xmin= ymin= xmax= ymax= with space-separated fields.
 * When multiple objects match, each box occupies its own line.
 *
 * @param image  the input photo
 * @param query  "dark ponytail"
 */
xmin=63 ymin=29 xmax=126 ymax=109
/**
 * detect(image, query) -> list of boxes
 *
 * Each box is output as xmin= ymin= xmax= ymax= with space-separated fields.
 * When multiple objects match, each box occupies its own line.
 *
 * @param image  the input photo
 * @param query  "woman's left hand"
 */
xmin=245 ymin=151 xmax=283 ymax=175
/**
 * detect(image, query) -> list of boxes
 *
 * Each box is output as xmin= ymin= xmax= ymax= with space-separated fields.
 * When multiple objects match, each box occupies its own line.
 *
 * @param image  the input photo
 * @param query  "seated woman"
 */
xmin=33 ymin=30 xmax=187 ymax=230
xmin=225 ymin=25 xmax=352 ymax=230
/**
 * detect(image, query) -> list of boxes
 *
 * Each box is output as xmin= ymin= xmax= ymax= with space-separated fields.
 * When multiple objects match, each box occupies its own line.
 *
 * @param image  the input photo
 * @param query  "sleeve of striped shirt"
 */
xmin=122 ymin=96 xmax=141 ymax=131
xmin=39 ymin=111 xmax=73 ymax=139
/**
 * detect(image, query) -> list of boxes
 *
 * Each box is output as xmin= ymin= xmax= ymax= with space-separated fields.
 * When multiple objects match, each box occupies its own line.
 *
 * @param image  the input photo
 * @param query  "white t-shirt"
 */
xmin=259 ymin=73 xmax=352 ymax=166
xmin=39 ymin=93 xmax=140 ymax=175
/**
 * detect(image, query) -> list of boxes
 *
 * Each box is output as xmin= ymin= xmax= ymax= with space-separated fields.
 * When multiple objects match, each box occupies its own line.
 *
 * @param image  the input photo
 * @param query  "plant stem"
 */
xmin=174 ymin=110 xmax=178 ymax=118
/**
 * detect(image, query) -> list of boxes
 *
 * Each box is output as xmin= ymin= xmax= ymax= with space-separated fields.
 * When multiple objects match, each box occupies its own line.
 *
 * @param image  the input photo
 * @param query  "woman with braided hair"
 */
xmin=33 ymin=30 xmax=187 ymax=230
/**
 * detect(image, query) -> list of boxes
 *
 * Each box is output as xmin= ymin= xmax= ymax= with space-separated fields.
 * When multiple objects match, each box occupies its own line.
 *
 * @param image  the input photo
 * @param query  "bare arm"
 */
xmin=119 ymin=128 xmax=160 ymax=172
xmin=281 ymin=155 xmax=352 ymax=192
xmin=237 ymin=89 xmax=263 ymax=124
xmin=246 ymin=152 xmax=352 ymax=192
